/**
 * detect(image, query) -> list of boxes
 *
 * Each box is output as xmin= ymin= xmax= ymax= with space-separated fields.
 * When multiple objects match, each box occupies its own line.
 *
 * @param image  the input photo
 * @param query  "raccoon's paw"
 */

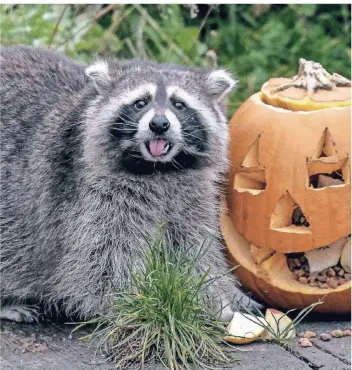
xmin=219 ymin=302 xmax=234 ymax=322
xmin=232 ymin=293 xmax=264 ymax=312
xmin=0 ymin=305 xmax=40 ymax=323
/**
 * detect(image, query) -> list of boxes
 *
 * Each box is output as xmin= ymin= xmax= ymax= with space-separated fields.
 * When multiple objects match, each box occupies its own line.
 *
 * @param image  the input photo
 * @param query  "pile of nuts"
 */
xmin=287 ymin=254 xmax=351 ymax=289
xmin=298 ymin=329 xmax=351 ymax=347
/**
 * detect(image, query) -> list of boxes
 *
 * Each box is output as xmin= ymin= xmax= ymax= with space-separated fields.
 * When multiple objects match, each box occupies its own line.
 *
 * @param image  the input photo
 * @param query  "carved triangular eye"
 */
xmin=312 ymin=128 xmax=337 ymax=159
xmin=234 ymin=170 xmax=266 ymax=195
xmin=241 ymin=136 xmax=260 ymax=167
xmin=307 ymin=128 xmax=349 ymax=189
xmin=235 ymin=136 xmax=267 ymax=195
xmin=270 ymin=191 xmax=311 ymax=233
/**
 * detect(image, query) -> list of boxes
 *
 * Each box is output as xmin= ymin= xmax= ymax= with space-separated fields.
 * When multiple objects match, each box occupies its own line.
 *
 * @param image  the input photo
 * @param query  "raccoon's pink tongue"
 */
xmin=149 ymin=139 xmax=166 ymax=156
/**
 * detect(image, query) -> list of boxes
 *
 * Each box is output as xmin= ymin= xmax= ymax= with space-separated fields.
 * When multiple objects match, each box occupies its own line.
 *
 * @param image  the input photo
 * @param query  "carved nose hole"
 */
xmin=270 ymin=191 xmax=311 ymax=234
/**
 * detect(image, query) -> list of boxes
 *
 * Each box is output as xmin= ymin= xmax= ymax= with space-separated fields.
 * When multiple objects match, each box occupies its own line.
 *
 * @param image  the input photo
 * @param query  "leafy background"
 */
xmin=1 ymin=4 xmax=350 ymax=115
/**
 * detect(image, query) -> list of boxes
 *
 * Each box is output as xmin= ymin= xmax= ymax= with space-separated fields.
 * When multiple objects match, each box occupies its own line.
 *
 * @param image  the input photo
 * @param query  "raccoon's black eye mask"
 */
xmin=109 ymin=105 xmax=141 ymax=140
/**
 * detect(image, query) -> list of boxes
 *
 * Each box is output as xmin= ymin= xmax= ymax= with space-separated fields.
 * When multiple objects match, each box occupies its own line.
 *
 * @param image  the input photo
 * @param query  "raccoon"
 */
xmin=0 ymin=46 xmax=255 ymax=323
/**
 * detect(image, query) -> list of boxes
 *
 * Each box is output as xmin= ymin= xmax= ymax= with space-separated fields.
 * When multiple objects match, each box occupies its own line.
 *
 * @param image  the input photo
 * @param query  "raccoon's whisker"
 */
xmin=182 ymin=132 xmax=202 ymax=140
xmin=178 ymin=112 xmax=199 ymax=124
xmin=188 ymin=126 xmax=208 ymax=133
xmin=129 ymin=153 xmax=143 ymax=160
xmin=179 ymin=111 xmax=197 ymax=120
xmin=171 ymin=158 xmax=185 ymax=171
xmin=113 ymin=113 xmax=138 ymax=125
xmin=183 ymin=126 xmax=208 ymax=136
xmin=110 ymin=127 xmax=137 ymax=132
xmin=110 ymin=124 xmax=137 ymax=129
xmin=112 ymin=120 xmax=138 ymax=127
xmin=117 ymin=113 xmax=139 ymax=124
xmin=183 ymin=146 xmax=211 ymax=158
xmin=113 ymin=122 xmax=138 ymax=127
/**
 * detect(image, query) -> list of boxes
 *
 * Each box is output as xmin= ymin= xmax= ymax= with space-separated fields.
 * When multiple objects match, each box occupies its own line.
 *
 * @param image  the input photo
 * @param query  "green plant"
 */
xmin=1 ymin=4 xmax=350 ymax=117
xmin=73 ymin=235 xmax=237 ymax=370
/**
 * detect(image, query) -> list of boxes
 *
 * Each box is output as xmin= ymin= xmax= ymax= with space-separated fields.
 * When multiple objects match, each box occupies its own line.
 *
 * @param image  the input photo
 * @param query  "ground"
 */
xmin=0 ymin=313 xmax=350 ymax=370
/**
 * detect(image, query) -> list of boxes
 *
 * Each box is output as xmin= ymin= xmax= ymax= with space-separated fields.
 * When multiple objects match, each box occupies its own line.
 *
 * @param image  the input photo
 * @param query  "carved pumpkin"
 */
xmin=221 ymin=59 xmax=351 ymax=313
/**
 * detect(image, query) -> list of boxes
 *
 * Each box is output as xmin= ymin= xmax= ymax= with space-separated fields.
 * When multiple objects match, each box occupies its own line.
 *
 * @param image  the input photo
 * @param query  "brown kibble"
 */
xmin=328 ymin=279 xmax=339 ymax=289
xmin=327 ymin=268 xmax=336 ymax=277
xmin=299 ymin=277 xmax=309 ymax=284
xmin=338 ymin=269 xmax=345 ymax=277
xmin=338 ymin=278 xmax=346 ymax=286
xmin=303 ymin=331 xmax=316 ymax=339
xmin=317 ymin=275 xmax=327 ymax=282
xmin=319 ymin=333 xmax=331 ymax=341
xmin=288 ymin=259 xmax=296 ymax=270
xmin=345 ymin=274 xmax=351 ymax=281
xmin=302 ymin=265 xmax=310 ymax=273
xmin=308 ymin=272 xmax=318 ymax=282
xmin=331 ymin=330 xmax=344 ymax=338
xmin=299 ymin=337 xmax=313 ymax=347
xmin=319 ymin=283 xmax=329 ymax=289
xmin=295 ymin=269 xmax=306 ymax=278
xmin=343 ymin=329 xmax=351 ymax=336
xmin=294 ymin=258 xmax=301 ymax=267
xmin=309 ymin=282 xmax=319 ymax=287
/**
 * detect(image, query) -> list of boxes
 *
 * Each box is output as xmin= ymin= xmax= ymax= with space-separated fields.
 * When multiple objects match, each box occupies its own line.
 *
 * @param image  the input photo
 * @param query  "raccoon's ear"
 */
xmin=85 ymin=61 xmax=111 ymax=94
xmin=206 ymin=69 xmax=237 ymax=101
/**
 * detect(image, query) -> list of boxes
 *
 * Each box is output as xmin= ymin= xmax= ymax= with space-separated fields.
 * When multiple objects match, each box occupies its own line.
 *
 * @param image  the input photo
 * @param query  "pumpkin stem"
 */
xmin=271 ymin=58 xmax=351 ymax=97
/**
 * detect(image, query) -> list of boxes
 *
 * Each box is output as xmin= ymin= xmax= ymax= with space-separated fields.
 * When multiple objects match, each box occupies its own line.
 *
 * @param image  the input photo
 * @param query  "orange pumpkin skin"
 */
xmin=222 ymin=80 xmax=351 ymax=313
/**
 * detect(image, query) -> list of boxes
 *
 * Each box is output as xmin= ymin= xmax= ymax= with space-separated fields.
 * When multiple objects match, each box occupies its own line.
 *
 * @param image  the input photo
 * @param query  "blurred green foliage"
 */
xmin=1 ymin=4 xmax=350 ymax=115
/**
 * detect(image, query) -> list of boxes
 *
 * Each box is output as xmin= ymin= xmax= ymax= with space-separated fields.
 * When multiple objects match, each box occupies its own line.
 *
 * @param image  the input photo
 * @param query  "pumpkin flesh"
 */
xmin=221 ymin=201 xmax=351 ymax=314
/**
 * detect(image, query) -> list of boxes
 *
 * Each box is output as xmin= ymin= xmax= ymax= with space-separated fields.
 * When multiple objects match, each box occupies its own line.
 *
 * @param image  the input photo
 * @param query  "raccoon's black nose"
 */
xmin=149 ymin=115 xmax=170 ymax=134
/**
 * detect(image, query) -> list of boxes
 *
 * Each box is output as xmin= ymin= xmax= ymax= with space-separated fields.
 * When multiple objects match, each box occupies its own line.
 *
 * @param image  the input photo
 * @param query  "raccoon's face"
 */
xmin=84 ymin=60 xmax=236 ymax=175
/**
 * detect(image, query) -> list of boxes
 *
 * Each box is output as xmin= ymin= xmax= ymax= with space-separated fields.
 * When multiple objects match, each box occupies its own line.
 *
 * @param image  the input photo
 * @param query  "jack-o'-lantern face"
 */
xmin=228 ymin=94 xmax=350 ymax=253
xmin=221 ymin=59 xmax=351 ymax=314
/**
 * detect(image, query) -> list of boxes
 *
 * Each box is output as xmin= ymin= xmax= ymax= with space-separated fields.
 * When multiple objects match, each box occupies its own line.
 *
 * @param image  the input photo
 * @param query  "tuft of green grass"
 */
xmin=73 ymin=235 xmax=237 ymax=370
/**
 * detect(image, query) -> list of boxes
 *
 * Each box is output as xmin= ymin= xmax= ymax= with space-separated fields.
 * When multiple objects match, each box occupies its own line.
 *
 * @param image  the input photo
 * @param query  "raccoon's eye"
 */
xmin=173 ymin=101 xmax=186 ymax=111
xmin=134 ymin=100 xmax=148 ymax=110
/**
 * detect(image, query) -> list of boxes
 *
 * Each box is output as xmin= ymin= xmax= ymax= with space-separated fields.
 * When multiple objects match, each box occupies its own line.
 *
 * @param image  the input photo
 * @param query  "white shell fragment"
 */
xmin=306 ymin=235 xmax=349 ymax=273
xmin=317 ymin=174 xmax=344 ymax=188
xmin=261 ymin=309 xmax=295 ymax=340
xmin=340 ymin=235 xmax=351 ymax=273
xmin=226 ymin=312 xmax=266 ymax=342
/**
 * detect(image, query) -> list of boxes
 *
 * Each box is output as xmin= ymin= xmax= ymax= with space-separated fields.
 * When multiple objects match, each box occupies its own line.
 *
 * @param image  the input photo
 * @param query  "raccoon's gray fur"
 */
xmin=0 ymin=46 xmax=255 ymax=322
